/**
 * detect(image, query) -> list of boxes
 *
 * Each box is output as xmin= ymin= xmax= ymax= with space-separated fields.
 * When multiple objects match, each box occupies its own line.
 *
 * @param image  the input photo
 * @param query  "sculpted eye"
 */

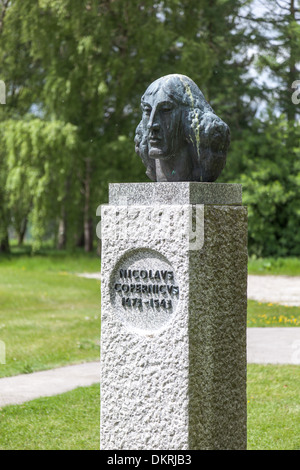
xmin=161 ymin=105 xmax=173 ymax=113
xmin=143 ymin=106 xmax=151 ymax=116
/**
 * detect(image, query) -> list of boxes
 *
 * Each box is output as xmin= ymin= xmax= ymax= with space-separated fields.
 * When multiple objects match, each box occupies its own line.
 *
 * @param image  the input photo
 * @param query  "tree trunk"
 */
xmin=0 ymin=233 xmax=10 ymax=253
xmin=57 ymin=176 xmax=72 ymax=250
xmin=57 ymin=208 xmax=67 ymax=250
xmin=84 ymin=215 xmax=93 ymax=253
xmin=287 ymin=0 xmax=297 ymax=124
xmin=75 ymin=230 xmax=85 ymax=248
xmin=17 ymin=217 xmax=28 ymax=246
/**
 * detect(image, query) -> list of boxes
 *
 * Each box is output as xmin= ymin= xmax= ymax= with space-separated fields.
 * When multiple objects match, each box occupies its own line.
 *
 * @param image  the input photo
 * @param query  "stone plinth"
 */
xmin=109 ymin=182 xmax=242 ymax=206
xmin=100 ymin=182 xmax=248 ymax=450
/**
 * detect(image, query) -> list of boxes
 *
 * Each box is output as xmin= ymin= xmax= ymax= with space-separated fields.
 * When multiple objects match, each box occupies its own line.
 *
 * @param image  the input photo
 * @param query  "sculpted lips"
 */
xmin=149 ymin=135 xmax=162 ymax=144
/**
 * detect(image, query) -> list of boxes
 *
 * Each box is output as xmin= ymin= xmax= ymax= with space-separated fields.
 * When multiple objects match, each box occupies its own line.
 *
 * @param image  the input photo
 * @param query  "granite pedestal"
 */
xmin=100 ymin=182 xmax=248 ymax=450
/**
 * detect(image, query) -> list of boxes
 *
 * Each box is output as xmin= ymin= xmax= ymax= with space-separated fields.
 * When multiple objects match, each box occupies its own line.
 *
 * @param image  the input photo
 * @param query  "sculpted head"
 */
xmin=134 ymin=74 xmax=230 ymax=182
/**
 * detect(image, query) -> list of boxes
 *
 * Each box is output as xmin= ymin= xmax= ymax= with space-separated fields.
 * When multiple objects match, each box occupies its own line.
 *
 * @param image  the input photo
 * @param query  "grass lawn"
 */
xmin=0 ymin=249 xmax=299 ymax=378
xmin=0 ymin=365 xmax=298 ymax=450
xmin=247 ymin=300 xmax=300 ymax=327
xmin=0 ymin=249 xmax=299 ymax=450
xmin=0 ymin=249 xmax=101 ymax=377
xmin=0 ymin=384 xmax=100 ymax=450
xmin=247 ymin=364 xmax=300 ymax=450
xmin=248 ymin=256 xmax=300 ymax=276
xmin=0 ymin=245 xmax=101 ymax=273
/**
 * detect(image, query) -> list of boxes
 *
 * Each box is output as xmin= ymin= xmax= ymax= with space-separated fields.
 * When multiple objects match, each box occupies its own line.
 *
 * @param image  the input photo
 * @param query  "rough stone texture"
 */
xmin=188 ymin=205 xmax=248 ymax=449
xmin=100 ymin=182 xmax=247 ymax=450
xmin=109 ymin=182 xmax=242 ymax=206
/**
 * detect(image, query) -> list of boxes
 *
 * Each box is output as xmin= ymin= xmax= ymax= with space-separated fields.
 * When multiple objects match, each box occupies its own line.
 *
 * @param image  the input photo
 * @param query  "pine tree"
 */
xmin=228 ymin=0 xmax=300 ymax=256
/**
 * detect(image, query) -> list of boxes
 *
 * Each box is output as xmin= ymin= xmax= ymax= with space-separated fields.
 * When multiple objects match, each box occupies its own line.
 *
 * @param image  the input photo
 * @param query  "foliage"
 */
xmin=251 ymin=0 xmax=300 ymax=123
xmin=0 ymin=141 xmax=9 ymax=251
xmin=223 ymin=114 xmax=300 ymax=256
xmin=0 ymin=0 xmax=299 ymax=256
xmin=0 ymin=118 xmax=80 ymax=249
xmin=0 ymin=0 xmax=257 ymax=251
xmin=219 ymin=0 xmax=300 ymax=256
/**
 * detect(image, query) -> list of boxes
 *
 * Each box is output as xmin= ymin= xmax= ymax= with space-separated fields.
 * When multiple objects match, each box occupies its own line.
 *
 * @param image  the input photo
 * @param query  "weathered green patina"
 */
xmin=135 ymin=74 xmax=230 ymax=182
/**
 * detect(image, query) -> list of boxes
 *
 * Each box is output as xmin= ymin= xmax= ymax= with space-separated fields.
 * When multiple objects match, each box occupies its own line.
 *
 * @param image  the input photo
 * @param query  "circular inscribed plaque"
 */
xmin=110 ymin=249 xmax=180 ymax=333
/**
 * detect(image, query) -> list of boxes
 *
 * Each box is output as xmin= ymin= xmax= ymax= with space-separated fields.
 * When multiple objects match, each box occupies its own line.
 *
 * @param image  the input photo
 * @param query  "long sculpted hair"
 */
xmin=134 ymin=74 xmax=230 ymax=182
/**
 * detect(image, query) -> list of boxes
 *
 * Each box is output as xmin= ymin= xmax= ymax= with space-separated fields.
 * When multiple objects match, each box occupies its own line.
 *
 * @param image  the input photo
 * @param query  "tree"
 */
xmin=227 ymin=114 xmax=300 ymax=256
xmin=1 ymin=0 xmax=174 ymax=250
xmin=225 ymin=0 xmax=300 ymax=256
xmin=251 ymin=0 xmax=300 ymax=123
xmin=1 ymin=0 xmax=285 ymax=255
xmin=0 ymin=119 xmax=79 ymax=250
xmin=0 ymin=146 xmax=9 ymax=252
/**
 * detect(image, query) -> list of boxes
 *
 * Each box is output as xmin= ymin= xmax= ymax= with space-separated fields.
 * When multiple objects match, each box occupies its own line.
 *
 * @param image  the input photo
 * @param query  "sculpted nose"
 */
xmin=147 ymin=111 xmax=160 ymax=131
xmin=148 ymin=122 xmax=160 ymax=131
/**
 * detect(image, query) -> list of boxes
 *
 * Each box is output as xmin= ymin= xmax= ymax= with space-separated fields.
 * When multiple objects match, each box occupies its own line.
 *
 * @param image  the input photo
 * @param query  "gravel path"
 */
xmin=0 ymin=327 xmax=299 ymax=408
xmin=0 ymin=328 xmax=299 ymax=408
xmin=247 ymin=275 xmax=300 ymax=306
xmin=0 ymin=362 xmax=100 ymax=408
xmin=247 ymin=328 xmax=300 ymax=365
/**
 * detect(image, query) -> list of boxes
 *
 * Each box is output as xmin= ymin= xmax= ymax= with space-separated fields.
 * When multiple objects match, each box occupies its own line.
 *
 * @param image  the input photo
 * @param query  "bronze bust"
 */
xmin=135 ymin=74 xmax=230 ymax=182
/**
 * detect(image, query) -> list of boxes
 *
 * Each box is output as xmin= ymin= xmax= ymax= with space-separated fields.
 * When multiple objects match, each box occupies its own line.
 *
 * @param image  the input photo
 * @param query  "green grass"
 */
xmin=1 ymin=249 xmax=299 ymax=379
xmin=247 ymin=300 xmax=300 ymax=327
xmin=0 ymin=365 xmax=298 ymax=450
xmin=0 ymin=250 xmax=101 ymax=377
xmin=0 ymin=246 xmax=101 ymax=273
xmin=0 ymin=384 xmax=100 ymax=450
xmin=247 ymin=255 xmax=300 ymax=326
xmin=247 ymin=364 xmax=300 ymax=450
xmin=248 ymin=256 xmax=300 ymax=276
xmin=0 ymin=249 xmax=298 ymax=450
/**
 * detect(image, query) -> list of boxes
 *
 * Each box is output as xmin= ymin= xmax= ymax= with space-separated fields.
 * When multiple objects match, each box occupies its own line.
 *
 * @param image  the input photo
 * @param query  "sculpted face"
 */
xmin=135 ymin=74 xmax=230 ymax=182
xmin=141 ymin=85 xmax=184 ymax=160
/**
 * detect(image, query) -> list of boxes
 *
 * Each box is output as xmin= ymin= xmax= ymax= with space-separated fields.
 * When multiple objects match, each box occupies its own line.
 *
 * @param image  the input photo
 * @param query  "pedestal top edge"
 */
xmin=108 ymin=182 xmax=242 ymax=206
